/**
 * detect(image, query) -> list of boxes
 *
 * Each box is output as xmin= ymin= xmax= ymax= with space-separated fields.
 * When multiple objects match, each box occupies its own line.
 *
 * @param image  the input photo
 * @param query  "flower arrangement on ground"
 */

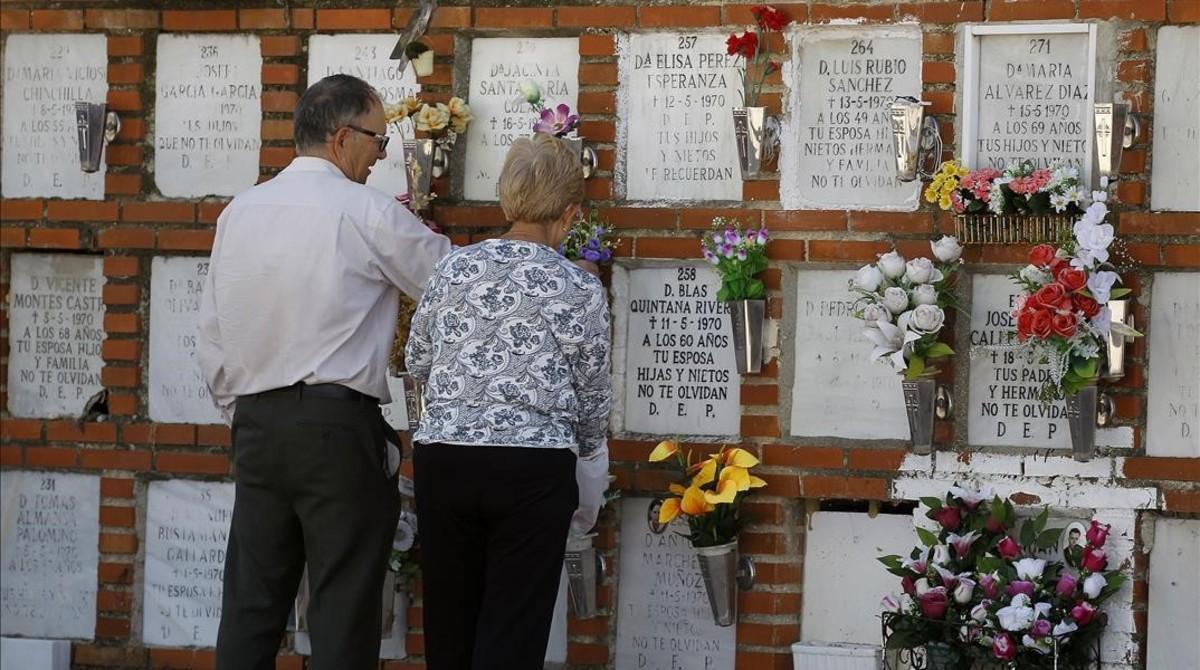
xmin=517 ymin=80 xmax=580 ymax=138
xmin=560 ymin=208 xmax=618 ymax=264
xmin=850 ymin=236 xmax=963 ymax=380
xmin=701 ymin=217 xmax=769 ymax=302
xmin=927 ymin=159 xmax=1088 ymax=216
xmin=726 ymin=5 xmax=793 ymax=107
xmin=1005 ymin=191 xmax=1141 ymax=401
xmin=648 ymin=440 xmax=766 ymax=548
xmin=879 ymin=486 xmax=1124 ymax=669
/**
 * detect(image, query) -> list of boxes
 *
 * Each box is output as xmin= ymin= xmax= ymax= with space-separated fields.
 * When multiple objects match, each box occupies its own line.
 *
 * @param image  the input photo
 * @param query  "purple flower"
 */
xmin=598 ymin=248 xmax=613 ymax=262
xmin=756 ymin=227 xmax=769 ymax=244
xmin=703 ymin=248 xmax=719 ymax=265
xmin=721 ymin=243 xmax=736 ymax=259
xmin=1030 ymin=618 xmax=1052 ymax=638
xmin=724 ymin=229 xmax=741 ymax=245
xmin=1056 ymin=573 xmax=1078 ymax=599
xmin=532 ymin=103 xmax=579 ymax=137
xmin=1006 ymin=580 xmax=1035 ymax=598
xmin=736 ymin=247 xmax=748 ymax=261
xmin=582 ymin=249 xmax=602 ymax=262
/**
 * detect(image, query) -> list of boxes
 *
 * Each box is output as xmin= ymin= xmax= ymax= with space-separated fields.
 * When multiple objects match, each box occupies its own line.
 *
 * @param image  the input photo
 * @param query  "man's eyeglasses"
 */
xmin=345 ymin=125 xmax=389 ymax=152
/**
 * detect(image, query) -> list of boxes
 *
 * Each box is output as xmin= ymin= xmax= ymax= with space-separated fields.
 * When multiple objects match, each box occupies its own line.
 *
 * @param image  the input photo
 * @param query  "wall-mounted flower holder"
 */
xmin=732 ymin=107 xmax=780 ymax=179
xmin=404 ymin=41 xmax=435 ymax=77
xmin=729 ymin=299 xmax=765 ymax=374
xmin=1103 ymin=298 xmax=1135 ymax=380
xmin=888 ymin=96 xmax=942 ymax=182
xmin=953 ymin=214 xmax=1074 ymax=246
xmin=75 ymin=102 xmax=120 ymax=173
xmin=1065 ymin=384 xmax=1115 ymax=462
xmin=901 ymin=378 xmax=952 ymax=455
xmin=403 ymin=138 xmax=448 ymax=212
xmin=564 ymin=534 xmax=605 ymax=619
xmin=1094 ymin=101 xmax=1138 ymax=182
xmin=560 ymin=136 xmax=598 ymax=180
xmin=696 ymin=541 xmax=755 ymax=627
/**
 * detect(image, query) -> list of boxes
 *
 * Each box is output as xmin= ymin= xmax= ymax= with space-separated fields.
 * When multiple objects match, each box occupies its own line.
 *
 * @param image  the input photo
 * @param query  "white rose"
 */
xmin=1082 ymin=572 xmax=1107 ymax=599
xmin=954 ymin=579 xmax=976 ymax=604
xmin=1075 ymin=221 xmax=1115 ymax=253
xmin=1087 ymin=270 xmax=1119 ymax=303
xmin=518 ymin=79 xmax=541 ymax=105
xmin=883 ymin=286 xmax=909 ymax=314
xmin=878 ymin=250 xmax=907 ymax=279
xmin=931 ymin=235 xmax=963 ymax=263
xmin=1014 ymin=557 xmax=1046 ymax=581
xmin=970 ymin=603 xmax=990 ymax=622
xmin=861 ymin=303 xmax=890 ymax=324
xmin=931 ymin=544 xmax=951 ymax=566
xmin=1019 ymin=264 xmax=1052 ymax=285
xmin=912 ymin=284 xmax=938 ymax=306
xmin=909 ymin=304 xmax=945 ymax=334
xmin=997 ymin=596 xmax=1036 ymax=632
xmin=915 ymin=578 xmax=932 ymax=596
xmin=852 ymin=264 xmax=884 ymax=292
xmin=905 ymin=257 xmax=940 ymax=284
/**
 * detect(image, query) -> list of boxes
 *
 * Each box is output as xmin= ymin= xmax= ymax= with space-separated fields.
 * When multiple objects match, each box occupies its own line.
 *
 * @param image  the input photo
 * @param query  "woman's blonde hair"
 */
xmin=498 ymin=134 xmax=584 ymax=224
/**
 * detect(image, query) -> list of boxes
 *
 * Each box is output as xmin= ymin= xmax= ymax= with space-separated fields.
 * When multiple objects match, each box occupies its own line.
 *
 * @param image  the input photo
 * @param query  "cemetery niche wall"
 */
xmin=0 ymin=3 xmax=1197 ymax=669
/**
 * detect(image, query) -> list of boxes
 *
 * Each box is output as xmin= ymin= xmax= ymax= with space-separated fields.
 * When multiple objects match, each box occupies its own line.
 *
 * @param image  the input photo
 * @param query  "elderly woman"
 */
xmin=405 ymin=133 xmax=611 ymax=668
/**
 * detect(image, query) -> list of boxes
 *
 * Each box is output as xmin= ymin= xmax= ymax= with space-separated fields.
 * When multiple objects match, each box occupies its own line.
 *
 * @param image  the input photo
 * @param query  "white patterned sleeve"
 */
xmin=569 ymin=280 xmax=612 ymax=457
xmin=403 ymin=260 xmax=444 ymax=383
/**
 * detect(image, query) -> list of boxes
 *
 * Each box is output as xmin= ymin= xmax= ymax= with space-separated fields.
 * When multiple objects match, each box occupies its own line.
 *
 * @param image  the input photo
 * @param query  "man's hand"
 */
xmin=573 ymin=259 xmax=601 ymax=277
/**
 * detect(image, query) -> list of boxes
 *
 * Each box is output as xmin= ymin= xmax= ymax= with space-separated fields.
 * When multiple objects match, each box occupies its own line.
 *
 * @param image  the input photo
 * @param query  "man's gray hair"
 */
xmin=293 ymin=74 xmax=380 ymax=151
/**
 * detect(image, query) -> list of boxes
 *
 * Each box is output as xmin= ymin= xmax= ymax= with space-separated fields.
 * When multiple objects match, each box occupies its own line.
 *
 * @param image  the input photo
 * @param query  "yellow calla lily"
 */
xmin=680 ymin=485 xmax=714 ymax=515
xmin=691 ymin=458 xmax=717 ymax=487
xmin=747 ymin=475 xmax=768 ymax=489
xmin=649 ymin=440 xmax=680 ymax=462
xmin=719 ymin=465 xmax=751 ymax=492
xmin=723 ymin=448 xmax=759 ymax=468
xmin=668 ymin=483 xmax=687 ymax=496
xmin=658 ymin=497 xmax=682 ymax=524
xmin=704 ymin=479 xmax=739 ymax=505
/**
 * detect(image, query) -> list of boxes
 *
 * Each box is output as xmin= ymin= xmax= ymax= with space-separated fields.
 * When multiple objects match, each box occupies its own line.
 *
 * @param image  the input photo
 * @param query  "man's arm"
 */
xmin=196 ymin=217 xmax=235 ymax=423
xmin=367 ymin=201 xmax=452 ymax=299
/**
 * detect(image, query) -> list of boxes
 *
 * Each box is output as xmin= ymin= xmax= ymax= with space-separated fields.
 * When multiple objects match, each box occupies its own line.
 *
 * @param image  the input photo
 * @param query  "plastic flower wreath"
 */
xmin=648 ymin=440 xmax=766 ymax=547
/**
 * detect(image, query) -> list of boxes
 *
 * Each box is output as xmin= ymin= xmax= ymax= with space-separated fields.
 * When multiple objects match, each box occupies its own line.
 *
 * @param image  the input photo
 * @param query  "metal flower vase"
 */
xmin=922 ymin=642 xmax=960 ymax=670
xmin=403 ymin=138 xmax=448 ymax=210
xmin=1065 ymin=383 xmax=1099 ymax=462
xmin=731 ymin=107 xmax=780 ymax=179
xmin=728 ymin=299 xmax=765 ymax=374
xmin=901 ymin=377 xmax=952 ymax=454
xmin=1103 ymin=298 xmax=1133 ymax=379
xmin=695 ymin=541 xmax=741 ymax=627
xmin=564 ymin=534 xmax=605 ymax=619
xmin=560 ymin=136 xmax=598 ymax=179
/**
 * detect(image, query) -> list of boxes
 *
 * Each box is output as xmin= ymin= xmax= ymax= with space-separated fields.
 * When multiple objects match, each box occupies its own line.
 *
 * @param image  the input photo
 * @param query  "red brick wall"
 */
xmin=1 ymin=2 xmax=1198 ymax=669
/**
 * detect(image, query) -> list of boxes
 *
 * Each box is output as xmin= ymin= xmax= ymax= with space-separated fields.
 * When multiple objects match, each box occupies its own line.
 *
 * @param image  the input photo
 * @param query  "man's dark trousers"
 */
xmin=215 ymin=386 xmax=401 ymax=670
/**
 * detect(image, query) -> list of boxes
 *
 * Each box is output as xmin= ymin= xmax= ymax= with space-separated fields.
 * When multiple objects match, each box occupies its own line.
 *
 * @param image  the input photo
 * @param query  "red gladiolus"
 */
xmin=750 ymin=5 xmax=791 ymax=31
xmin=1081 ymin=547 xmax=1108 ymax=572
xmin=1051 ymin=312 xmax=1078 ymax=338
xmin=993 ymin=633 xmax=1017 ymax=661
xmin=919 ymin=587 xmax=949 ymax=620
xmin=1073 ymin=293 xmax=1102 ymax=318
xmin=930 ymin=506 xmax=962 ymax=531
xmin=997 ymin=536 xmax=1020 ymax=560
xmin=1057 ymin=267 xmax=1087 ymax=291
xmin=1033 ymin=283 xmax=1069 ymax=310
xmin=725 ymin=31 xmax=758 ymax=59
xmin=1029 ymin=244 xmax=1057 ymax=267
xmin=1071 ymin=601 xmax=1097 ymax=626
xmin=1031 ymin=309 xmax=1053 ymax=339
xmin=1086 ymin=521 xmax=1110 ymax=547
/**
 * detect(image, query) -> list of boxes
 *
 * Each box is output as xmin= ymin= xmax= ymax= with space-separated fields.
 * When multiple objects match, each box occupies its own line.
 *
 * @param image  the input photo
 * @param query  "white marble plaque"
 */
xmin=614 ymin=497 xmax=735 ymax=670
xmin=614 ymin=265 xmax=740 ymax=438
xmin=0 ymin=638 xmax=71 ymax=670
xmin=464 ymin=38 xmax=579 ymax=201
xmin=781 ymin=25 xmax=921 ymax=210
xmin=155 ymin=34 xmax=262 ymax=198
xmin=1147 ymin=273 xmax=1200 ymax=457
xmin=545 ymin=570 xmax=568 ymax=667
xmin=1 ymin=34 xmax=108 ymax=200
xmin=1147 ymin=518 xmax=1200 ymax=670
xmin=1150 ymin=27 xmax=1200 ymax=212
xmin=6 ymin=254 xmax=105 ymax=419
xmin=142 ymin=480 xmax=233 ymax=647
xmin=149 ymin=257 xmax=223 ymax=425
xmin=967 ymin=274 xmax=1070 ymax=448
xmin=802 ymin=512 xmax=913 ymax=644
xmin=964 ymin=25 xmax=1095 ymax=180
xmin=0 ymin=471 xmax=100 ymax=639
xmin=620 ymin=33 xmax=741 ymax=202
xmin=308 ymin=35 xmax=420 ymax=199
xmin=789 ymin=271 xmax=908 ymax=439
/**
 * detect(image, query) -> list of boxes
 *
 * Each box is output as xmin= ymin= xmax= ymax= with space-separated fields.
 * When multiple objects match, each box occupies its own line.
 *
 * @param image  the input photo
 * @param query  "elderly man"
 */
xmin=198 ymin=74 xmax=450 ymax=670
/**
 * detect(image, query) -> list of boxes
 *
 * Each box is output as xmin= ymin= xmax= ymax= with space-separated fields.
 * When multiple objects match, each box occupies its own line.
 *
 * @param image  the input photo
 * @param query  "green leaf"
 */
xmin=1037 ymin=528 xmax=1062 ymax=550
xmin=746 ymin=278 xmax=765 ymax=300
xmin=925 ymin=342 xmax=955 ymax=359
xmin=990 ymin=498 xmax=1005 ymax=523
xmin=915 ymin=527 xmax=939 ymax=548
xmin=920 ymin=497 xmax=944 ymax=511
xmin=1108 ymin=288 xmax=1132 ymax=299
xmin=1072 ymin=357 xmax=1098 ymax=379
xmin=1033 ymin=507 xmax=1049 ymax=533
xmin=1020 ymin=519 xmax=1036 ymax=548
xmin=905 ymin=356 xmax=926 ymax=380
xmin=879 ymin=555 xmax=903 ymax=568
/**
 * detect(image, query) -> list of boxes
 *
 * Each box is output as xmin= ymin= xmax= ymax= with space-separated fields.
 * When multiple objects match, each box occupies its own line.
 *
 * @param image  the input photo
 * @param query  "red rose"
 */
xmin=750 ymin=5 xmax=791 ymax=31
xmin=997 ymin=536 xmax=1021 ymax=560
xmin=1073 ymin=294 xmax=1102 ymax=318
xmin=1051 ymin=312 xmax=1078 ymax=338
xmin=930 ymin=506 xmax=962 ymax=531
xmin=1031 ymin=309 xmax=1053 ymax=339
xmin=1049 ymin=256 xmax=1070 ymax=277
xmin=1029 ymin=244 xmax=1057 ymax=267
xmin=918 ymin=587 xmax=949 ymax=620
xmin=1086 ymin=521 xmax=1110 ymax=548
xmin=1081 ymin=547 xmax=1108 ymax=572
xmin=1057 ymin=267 xmax=1087 ymax=291
xmin=1033 ymin=282 xmax=1069 ymax=310
xmin=725 ymin=31 xmax=758 ymax=58
xmin=1016 ymin=309 xmax=1035 ymax=342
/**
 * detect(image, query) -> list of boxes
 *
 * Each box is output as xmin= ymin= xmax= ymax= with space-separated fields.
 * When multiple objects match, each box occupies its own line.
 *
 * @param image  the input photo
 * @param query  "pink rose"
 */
xmin=1031 ymin=618 xmax=1052 ymax=638
xmin=1086 ymin=521 xmax=1110 ymax=548
xmin=992 ymin=632 xmax=1016 ymax=661
xmin=997 ymin=536 xmax=1021 ymax=560
xmin=901 ymin=576 xmax=917 ymax=595
xmin=1071 ymin=601 xmax=1097 ymax=626
xmin=979 ymin=574 xmax=1001 ymax=599
xmin=1006 ymin=580 xmax=1035 ymax=598
xmin=1056 ymin=573 xmax=1078 ymax=599
xmin=1081 ymin=547 xmax=1108 ymax=572
xmin=919 ymin=587 xmax=949 ymax=620
xmin=930 ymin=506 xmax=962 ymax=531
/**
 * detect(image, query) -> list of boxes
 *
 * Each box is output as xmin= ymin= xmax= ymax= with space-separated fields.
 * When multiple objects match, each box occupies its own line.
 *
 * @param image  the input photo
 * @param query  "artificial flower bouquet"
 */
xmin=385 ymin=95 xmax=472 ymax=141
xmin=726 ymin=5 xmax=793 ymax=107
xmin=648 ymin=440 xmax=766 ymax=548
xmin=850 ymin=236 xmax=963 ymax=380
xmin=1006 ymin=192 xmax=1141 ymax=401
xmin=701 ymin=217 xmax=769 ymax=302
xmin=927 ymin=159 xmax=1088 ymax=217
xmin=560 ymin=208 xmax=618 ymax=264
xmin=517 ymin=80 xmax=581 ymax=139
xmin=879 ymin=486 xmax=1123 ymax=669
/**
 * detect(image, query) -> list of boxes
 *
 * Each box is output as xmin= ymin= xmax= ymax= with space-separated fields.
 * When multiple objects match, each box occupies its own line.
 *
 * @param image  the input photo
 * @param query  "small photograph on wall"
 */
xmin=1060 ymin=521 xmax=1088 ymax=559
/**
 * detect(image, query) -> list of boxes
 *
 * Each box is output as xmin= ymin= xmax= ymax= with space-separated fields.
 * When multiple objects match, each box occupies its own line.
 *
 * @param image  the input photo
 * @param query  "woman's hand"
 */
xmin=573 ymin=259 xmax=600 ymax=277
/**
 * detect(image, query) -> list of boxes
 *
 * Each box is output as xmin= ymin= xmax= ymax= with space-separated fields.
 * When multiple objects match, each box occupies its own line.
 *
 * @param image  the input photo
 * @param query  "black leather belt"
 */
xmin=250 ymin=383 xmax=379 ymax=404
